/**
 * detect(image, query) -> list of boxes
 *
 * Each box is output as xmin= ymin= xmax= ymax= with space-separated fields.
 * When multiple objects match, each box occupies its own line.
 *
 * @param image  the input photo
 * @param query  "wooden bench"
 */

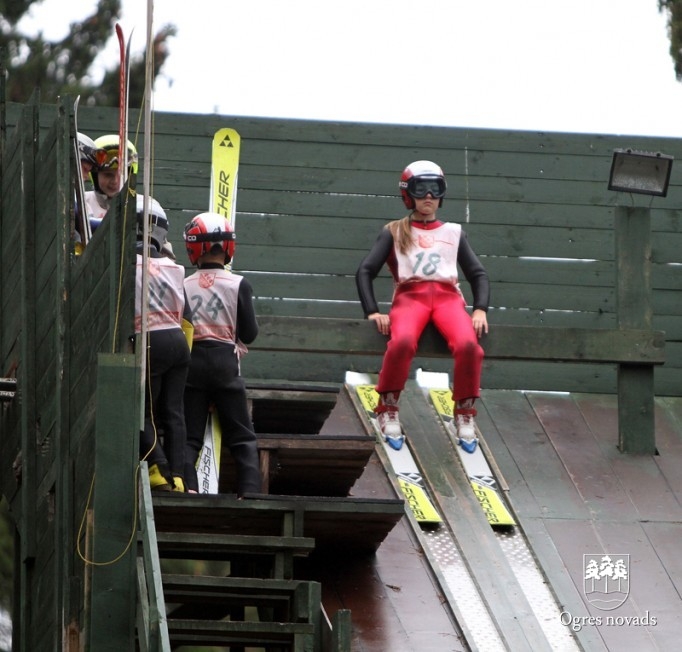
xmin=249 ymin=315 xmax=665 ymax=454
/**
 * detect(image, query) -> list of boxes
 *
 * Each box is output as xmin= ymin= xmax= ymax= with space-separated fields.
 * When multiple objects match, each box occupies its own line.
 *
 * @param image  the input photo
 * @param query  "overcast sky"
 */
xmin=20 ymin=0 xmax=682 ymax=138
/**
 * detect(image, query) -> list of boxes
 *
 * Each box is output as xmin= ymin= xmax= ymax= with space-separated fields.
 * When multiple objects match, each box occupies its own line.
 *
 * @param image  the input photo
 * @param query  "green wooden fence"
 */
xmin=67 ymin=105 xmax=682 ymax=396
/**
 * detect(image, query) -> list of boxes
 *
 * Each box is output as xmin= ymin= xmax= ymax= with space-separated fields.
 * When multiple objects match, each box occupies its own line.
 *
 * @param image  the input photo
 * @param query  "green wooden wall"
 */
xmin=69 ymin=105 xmax=682 ymax=395
xmin=6 ymin=103 xmax=682 ymax=398
xmin=1 ymin=98 xmax=139 ymax=650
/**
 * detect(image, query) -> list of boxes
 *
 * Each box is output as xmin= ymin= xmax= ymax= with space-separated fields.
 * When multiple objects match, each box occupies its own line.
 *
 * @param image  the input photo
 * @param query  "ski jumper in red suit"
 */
xmin=355 ymin=218 xmax=489 ymax=402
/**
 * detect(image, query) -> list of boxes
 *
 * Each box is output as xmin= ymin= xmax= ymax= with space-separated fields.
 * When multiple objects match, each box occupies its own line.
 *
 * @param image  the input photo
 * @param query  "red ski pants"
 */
xmin=376 ymin=281 xmax=484 ymax=401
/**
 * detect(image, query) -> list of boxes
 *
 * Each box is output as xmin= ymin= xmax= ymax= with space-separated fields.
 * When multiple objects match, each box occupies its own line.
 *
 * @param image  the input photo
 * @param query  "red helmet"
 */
xmin=398 ymin=160 xmax=447 ymax=209
xmin=183 ymin=212 xmax=236 ymax=265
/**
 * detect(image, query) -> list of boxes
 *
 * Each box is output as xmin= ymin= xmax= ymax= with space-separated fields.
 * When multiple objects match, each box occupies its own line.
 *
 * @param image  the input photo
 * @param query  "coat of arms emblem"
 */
xmin=583 ymin=554 xmax=630 ymax=611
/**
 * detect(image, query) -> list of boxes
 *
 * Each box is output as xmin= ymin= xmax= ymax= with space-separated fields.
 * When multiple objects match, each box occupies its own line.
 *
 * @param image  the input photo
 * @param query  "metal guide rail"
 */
xmin=346 ymin=371 xmax=579 ymax=652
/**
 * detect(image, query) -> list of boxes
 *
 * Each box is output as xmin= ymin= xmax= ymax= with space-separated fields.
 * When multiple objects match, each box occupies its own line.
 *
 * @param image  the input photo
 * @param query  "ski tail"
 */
xmin=115 ymin=24 xmax=133 ymax=190
xmin=195 ymin=128 xmax=241 ymax=492
xmin=72 ymin=96 xmax=91 ymax=250
xmin=197 ymin=408 xmax=222 ymax=494
xmin=419 ymin=375 xmax=516 ymax=528
xmin=210 ymin=127 xmax=241 ymax=230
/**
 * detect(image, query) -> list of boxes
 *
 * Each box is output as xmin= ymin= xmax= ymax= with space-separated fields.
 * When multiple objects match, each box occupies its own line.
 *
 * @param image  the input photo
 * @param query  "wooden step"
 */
xmin=154 ymin=531 xmax=315 ymax=580
xmin=155 ymin=532 xmax=315 ymax=558
xmin=219 ymin=433 xmax=375 ymax=496
xmin=162 ymin=574 xmax=321 ymax=623
xmin=152 ymin=493 xmax=404 ymax=554
xmin=166 ymin=618 xmax=315 ymax=650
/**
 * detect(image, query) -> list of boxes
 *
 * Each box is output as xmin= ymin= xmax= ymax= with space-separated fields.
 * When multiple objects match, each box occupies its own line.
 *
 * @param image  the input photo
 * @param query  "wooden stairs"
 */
xmin=135 ymin=388 xmax=405 ymax=651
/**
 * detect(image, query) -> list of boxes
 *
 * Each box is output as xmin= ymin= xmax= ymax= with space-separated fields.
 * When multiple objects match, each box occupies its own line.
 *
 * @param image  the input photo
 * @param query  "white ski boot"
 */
xmin=455 ymin=399 xmax=479 ymax=453
xmin=376 ymin=392 xmax=404 ymax=450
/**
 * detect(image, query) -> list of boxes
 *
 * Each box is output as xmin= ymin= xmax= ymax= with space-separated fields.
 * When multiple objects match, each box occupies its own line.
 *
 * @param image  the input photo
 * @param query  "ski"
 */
xmin=347 ymin=375 xmax=441 ymax=526
xmin=210 ymin=128 xmax=241 ymax=231
xmin=115 ymin=24 xmax=133 ymax=189
xmin=194 ymin=128 xmax=242 ymax=493
xmin=418 ymin=373 xmax=515 ymax=528
xmin=196 ymin=409 xmax=222 ymax=494
xmin=72 ymin=96 xmax=91 ymax=250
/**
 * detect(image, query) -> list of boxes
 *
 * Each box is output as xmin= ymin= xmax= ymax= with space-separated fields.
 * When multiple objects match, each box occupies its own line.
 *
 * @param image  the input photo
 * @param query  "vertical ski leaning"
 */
xmin=72 ymin=96 xmax=91 ymax=250
xmin=115 ymin=24 xmax=133 ymax=189
xmin=196 ymin=409 xmax=222 ymax=494
xmin=195 ymin=128 xmax=242 ymax=494
xmin=424 ymin=384 xmax=515 ymax=527
xmin=348 ymin=379 xmax=441 ymax=525
xmin=210 ymin=128 xmax=241 ymax=232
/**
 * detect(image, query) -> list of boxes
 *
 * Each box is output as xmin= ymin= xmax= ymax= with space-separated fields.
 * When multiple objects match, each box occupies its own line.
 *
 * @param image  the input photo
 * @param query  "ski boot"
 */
xmin=455 ymin=399 xmax=479 ymax=454
xmin=376 ymin=391 xmax=405 ymax=451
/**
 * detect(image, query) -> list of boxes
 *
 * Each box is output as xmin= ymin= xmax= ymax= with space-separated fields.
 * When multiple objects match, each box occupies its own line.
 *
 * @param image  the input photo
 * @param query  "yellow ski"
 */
xmin=210 ymin=127 xmax=241 ymax=229
xmin=196 ymin=127 xmax=241 ymax=493
xmin=428 ymin=388 xmax=515 ymax=527
xmin=352 ymin=383 xmax=441 ymax=526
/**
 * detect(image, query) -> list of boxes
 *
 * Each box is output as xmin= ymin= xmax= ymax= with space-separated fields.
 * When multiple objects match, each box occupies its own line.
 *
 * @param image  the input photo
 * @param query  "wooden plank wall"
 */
xmin=0 ymin=98 xmax=138 ymax=650
xmin=20 ymin=103 xmax=682 ymax=396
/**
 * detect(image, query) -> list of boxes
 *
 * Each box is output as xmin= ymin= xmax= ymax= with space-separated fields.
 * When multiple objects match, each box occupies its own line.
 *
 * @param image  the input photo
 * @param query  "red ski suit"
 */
xmin=355 ymin=219 xmax=489 ymax=401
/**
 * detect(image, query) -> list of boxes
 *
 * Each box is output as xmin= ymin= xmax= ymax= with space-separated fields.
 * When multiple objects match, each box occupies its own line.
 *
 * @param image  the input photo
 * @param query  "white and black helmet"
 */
xmin=77 ymin=132 xmax=106 ymax=167
xmin=398 ymin=160 xmax=447 ymax=209
xmin=136 ymin=195 xmax=169 ymax=251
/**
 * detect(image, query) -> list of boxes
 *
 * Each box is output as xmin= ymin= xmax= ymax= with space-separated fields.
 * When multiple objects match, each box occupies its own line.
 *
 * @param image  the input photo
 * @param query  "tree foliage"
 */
xmin=0 ymin=0 xmax=176 ymax=107
xmin=659 ymin=0 xmax=682 ymax=80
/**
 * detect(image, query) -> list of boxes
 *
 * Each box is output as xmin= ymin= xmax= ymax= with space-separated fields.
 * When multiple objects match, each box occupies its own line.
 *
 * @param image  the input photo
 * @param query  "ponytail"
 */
xmin=386 ymin=215 xmax=414 ymax=255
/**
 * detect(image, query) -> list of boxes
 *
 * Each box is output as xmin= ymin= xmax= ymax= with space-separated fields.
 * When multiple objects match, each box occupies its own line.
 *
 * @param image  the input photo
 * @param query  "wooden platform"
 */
xmin=299 ymin=386 xmax=682 ymax=651
xmin=476 ymin=390 xmax=682 ymax=651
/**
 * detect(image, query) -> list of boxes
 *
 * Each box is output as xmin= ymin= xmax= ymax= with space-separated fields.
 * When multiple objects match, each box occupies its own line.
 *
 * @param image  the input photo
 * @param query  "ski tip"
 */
xmin=459 ymin=438 xmax=479 ymax=454
xmin=386 ymin=435 xmax=405 ymax=451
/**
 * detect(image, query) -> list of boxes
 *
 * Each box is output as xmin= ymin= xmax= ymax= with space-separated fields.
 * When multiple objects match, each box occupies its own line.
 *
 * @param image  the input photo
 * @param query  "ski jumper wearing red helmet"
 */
xmin=182 ymin=212 xmax=262 ymax=496
xmin=355 ymin=160 xmax=490 ymax=453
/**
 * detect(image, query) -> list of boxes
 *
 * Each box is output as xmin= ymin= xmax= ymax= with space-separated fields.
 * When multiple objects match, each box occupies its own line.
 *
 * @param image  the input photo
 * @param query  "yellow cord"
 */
xmin=76 ymin=465 xmax=140 ymax=567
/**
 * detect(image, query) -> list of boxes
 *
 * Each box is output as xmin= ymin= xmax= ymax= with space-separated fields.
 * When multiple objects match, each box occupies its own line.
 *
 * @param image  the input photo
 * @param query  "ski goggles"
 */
xmin=98 ymin=147 xmax=138 ymax=170
xmin=80 ymin=145 xmax=109 ymax=168
xmin=407 ymin=177 xmax=446 ymax=199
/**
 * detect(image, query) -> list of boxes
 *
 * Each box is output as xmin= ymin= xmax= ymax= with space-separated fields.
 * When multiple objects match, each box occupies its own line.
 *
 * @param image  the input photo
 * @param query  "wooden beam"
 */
xmin=615 ymin=206 xmax=656 ymax=453
xmin=252 ymin=315 xmax=665 ymax=365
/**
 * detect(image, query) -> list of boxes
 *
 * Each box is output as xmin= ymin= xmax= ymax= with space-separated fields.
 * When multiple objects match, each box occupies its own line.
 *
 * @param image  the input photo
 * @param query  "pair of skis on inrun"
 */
xmin=348 ymin=372 xmax=515 ymax=528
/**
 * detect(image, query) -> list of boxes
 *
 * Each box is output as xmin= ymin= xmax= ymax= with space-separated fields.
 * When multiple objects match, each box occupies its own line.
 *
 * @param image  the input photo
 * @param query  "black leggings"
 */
xmin=183 ymin=342 xmax=261 ymax=495
xmin=139 ymin=327 xmax=191 ymax=479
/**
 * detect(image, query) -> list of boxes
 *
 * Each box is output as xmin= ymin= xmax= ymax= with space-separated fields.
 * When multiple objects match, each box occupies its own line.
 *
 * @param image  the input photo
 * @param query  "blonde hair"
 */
xmin=386 ymin=215 xmax=414 ymax=255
